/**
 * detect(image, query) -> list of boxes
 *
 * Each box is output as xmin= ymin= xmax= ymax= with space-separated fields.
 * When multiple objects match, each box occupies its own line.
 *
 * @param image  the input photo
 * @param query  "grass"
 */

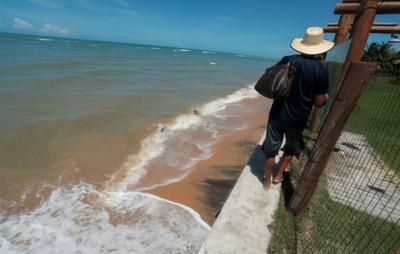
xmin=267 ymin=102 xmax=400 ymax=254
xmin=344 ymin=73 xmax=400 ymax=174
xmin=295 ymin=170 xmax=400 ymax=254
xmin=268 ymin=156 xmax=400 ymax=254
xmin=267 ymin=194 xmax=297 ymax=254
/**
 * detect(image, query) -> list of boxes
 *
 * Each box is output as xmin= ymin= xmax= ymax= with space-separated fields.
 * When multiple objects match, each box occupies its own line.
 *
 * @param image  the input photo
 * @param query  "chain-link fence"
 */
xmin=269 ymin=69 xmax=400 ymax=254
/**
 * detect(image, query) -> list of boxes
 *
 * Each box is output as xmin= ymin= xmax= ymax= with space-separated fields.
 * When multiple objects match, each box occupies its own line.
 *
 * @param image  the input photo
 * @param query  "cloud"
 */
xmin=40 ymin=24 xmax=71 ymax=35
xmin=13 ymin=18 xmax=33 ymax=30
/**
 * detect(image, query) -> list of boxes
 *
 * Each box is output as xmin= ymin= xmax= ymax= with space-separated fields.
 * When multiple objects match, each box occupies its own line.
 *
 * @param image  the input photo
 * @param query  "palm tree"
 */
xmin=362 ymin=42 xmax=397 ymax=70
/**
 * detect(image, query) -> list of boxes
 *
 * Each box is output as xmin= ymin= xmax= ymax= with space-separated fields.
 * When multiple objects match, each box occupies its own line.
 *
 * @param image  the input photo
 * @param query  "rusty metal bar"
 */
xmin=288 ymin=62 xmax=377 ymax=215
xmin=335 ymin=2 xmax=400 ymax=14
xmin=325 ymin=25 xmax=400 ymax=33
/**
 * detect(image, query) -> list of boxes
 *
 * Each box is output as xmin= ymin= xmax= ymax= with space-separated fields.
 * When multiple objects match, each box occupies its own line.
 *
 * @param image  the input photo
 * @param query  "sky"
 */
xmin=0 ymin=0 xmax=399 ymax=57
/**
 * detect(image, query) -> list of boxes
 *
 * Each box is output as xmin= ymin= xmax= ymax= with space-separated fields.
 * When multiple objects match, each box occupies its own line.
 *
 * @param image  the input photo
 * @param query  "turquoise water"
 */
xmin=0 ymin=32 xmax=274 ymax=253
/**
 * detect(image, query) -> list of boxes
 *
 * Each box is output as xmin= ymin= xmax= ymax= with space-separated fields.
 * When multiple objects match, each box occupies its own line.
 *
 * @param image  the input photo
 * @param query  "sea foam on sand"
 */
xmin=106 ymin=84 xmax=259 ymax=193
xmin=0 ymin=84 xmax=260 ymax=254
xmin=0 ymin=182 xmax=209 ymax=254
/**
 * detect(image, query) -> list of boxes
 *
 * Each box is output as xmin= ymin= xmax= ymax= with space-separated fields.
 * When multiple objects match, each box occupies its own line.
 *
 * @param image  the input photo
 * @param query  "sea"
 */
xmin=0 ymin=32 xmax=274 ymax=253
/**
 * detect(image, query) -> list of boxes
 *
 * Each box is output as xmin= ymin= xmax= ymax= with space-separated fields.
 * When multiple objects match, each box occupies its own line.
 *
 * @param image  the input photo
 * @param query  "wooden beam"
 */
xmin=288 ymin=62 xmax=377 ymax=215
xmin=328 ymin=22 xmax=398 ymax=26
xmin=334 ymin=14 xmax=354 ymax=44
xmin=335 ymin=2 xmax=400 ymax=14
xmin=343 ymin=0 xmax=400 ymax=1
xmin=324 ymin=25 xmax=400 ymax=33
xmin=343 ymin=0 xmax=378 ymax=76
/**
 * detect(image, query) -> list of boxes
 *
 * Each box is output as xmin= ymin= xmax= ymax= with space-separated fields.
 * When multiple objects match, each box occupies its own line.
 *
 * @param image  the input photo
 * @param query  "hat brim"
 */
xmin=290 ymin=38 xmax=334 ymax=55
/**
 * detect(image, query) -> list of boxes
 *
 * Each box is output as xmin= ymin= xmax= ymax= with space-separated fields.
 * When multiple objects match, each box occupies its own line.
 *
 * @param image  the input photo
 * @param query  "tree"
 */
xmin=362 ymin=42 xmax=398 ymax=70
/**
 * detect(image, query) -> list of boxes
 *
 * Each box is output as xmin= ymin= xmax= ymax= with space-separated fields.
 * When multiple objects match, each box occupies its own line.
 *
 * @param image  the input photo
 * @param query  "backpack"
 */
xmin=255 ymin=56 xmax=297 ymax=100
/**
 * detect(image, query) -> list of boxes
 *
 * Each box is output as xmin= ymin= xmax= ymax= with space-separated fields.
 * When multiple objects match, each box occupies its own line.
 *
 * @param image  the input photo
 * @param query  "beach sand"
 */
xmin=147 ymin=97 xmax=271 ymax=224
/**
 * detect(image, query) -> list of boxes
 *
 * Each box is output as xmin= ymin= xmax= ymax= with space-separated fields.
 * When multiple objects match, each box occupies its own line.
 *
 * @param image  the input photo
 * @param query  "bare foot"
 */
xmin=263 ymin=176 xmax=271 ymax=191
xmin=272 ymin=177 xmax=283 ymax=185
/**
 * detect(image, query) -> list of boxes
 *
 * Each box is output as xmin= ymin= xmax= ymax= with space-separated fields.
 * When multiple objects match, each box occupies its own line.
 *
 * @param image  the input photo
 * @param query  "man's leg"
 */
xmin=263 ymin=156 xmax=275 ymax=191
xmin=273 ymin=154 xmax=293 ymax=183
xmin=262 ymin=122 xmax=284 ymax=191
xmin=273 ymin=127 xmax=304 ymax=183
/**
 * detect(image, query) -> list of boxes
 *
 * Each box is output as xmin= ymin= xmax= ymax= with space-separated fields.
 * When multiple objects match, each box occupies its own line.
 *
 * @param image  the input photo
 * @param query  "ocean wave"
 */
xmin=106 ymin=84 xmax=259 ymax=193
xmin=173 ymin=49 xmax=192 ymax=52
xmin=0 ymin=182 xmax=209 ymax=254
xmin=37 ymin=38 xmax=53 ymax=42
xmin=202 ymin=51 xmax=216 ymax=54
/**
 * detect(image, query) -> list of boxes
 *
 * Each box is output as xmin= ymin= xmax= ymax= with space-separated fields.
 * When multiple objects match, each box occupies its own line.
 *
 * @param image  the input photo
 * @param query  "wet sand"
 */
xmin=148 ymin=97 xmax=271 ymax=224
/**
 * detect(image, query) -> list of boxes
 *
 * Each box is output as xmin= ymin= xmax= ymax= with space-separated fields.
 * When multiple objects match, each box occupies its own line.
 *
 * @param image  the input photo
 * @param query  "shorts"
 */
xmin=262 ymin=121 xmax=305 ymax=158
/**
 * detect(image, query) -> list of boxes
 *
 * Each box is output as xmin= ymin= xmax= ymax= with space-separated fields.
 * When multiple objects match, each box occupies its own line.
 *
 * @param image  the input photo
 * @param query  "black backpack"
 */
xmin=255 ymin=56 xmax=297 ymax=100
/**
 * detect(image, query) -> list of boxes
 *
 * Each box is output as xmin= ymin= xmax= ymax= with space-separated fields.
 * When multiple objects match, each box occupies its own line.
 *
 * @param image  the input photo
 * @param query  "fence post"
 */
xmin=334 ymin=14 xmax=354 ymax=44
xmin=309 ymin=10 xmax=354 ymax=133
xmin=288 ymin=61 xmax=376 ymax=215
xmin=342 ymin=0 xmax=377 ymax=76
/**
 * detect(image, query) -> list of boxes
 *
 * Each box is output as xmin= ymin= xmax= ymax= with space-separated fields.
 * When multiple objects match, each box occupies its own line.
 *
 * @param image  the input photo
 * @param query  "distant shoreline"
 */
xmin=0 ymin=31 xmax=277 ymax=61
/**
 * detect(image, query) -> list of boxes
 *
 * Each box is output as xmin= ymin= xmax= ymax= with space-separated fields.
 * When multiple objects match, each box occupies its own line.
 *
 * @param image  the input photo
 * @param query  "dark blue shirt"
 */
xmin=269 ymin=54 xmax=329 ymax=129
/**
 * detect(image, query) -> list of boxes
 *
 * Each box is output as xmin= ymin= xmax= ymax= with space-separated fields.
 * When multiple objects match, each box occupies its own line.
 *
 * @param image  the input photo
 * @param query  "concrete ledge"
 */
xmin=199 ymin=133 xmax=281 ymax=254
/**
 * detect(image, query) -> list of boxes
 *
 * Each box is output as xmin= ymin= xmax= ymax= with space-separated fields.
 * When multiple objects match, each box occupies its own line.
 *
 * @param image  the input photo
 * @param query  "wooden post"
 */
xmin=334 ymin=14 xmax=354 ymax=44
xmin=335 ymin=2 xmax=400 ymax=14
xmin=289 ymin=62 xmax=376 ymax=214
xmin=309 ymin=108 xmax=320 ymax=132
xmin=310 ymin=11 xmax=354 ymax=133
xmin=342 ymin=0 xmax=377 ymax=79
xmin=324 ymin=25 xmax=400 ymax=34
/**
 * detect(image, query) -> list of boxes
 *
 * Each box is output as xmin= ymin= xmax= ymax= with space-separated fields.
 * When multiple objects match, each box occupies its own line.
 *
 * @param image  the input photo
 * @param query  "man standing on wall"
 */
xmin=263 ymin=27 xmax=334 ymax=191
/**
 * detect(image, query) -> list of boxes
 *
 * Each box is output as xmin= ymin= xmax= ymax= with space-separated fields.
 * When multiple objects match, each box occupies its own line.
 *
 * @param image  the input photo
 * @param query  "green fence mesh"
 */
xmin=268 ymin=69 xmax=400 ymax=254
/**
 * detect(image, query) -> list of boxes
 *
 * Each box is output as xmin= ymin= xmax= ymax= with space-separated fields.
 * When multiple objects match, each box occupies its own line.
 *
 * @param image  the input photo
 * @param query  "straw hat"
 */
xmin=291 ymin=27 xmax=334 ymax=55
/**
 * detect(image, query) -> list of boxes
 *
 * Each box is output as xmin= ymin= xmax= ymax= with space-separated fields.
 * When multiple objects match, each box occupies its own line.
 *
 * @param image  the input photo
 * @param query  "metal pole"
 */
xmin=288 ymin=62 xmax=376 ymax=214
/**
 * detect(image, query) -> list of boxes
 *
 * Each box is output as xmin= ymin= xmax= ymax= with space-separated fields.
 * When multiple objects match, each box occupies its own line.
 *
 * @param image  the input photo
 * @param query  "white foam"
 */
xmin=173 ymin=49 xmax=192 ymax=52
xmin=236 ymin=54 xmax=245 ymax=58
xmin=107 ymin=84 xmax=259 ymax=193
xmin=202 ymin=51 xmax=216 ymax=54
xmin=197 ymin=84 xmax=259 ymax=116
xmin=0 ymin=183 xmax=209 ymax=254
xmin=209 ymin=62 xmax=217 ymax=65
xmin=151 ymin=47 xmax=160 ymax=50
xmin=37 ymin=38 xmax=52 ymax=42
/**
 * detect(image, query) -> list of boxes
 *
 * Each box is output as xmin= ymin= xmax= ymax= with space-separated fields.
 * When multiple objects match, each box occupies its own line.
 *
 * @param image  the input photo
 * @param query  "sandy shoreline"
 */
xmin=147 ymin=97 xmax=271 ymax=224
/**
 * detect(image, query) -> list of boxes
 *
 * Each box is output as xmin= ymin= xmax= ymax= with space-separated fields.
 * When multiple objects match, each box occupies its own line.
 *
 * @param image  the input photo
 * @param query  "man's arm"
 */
xmin=314 ymin=94 xmax=329 ymax=108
